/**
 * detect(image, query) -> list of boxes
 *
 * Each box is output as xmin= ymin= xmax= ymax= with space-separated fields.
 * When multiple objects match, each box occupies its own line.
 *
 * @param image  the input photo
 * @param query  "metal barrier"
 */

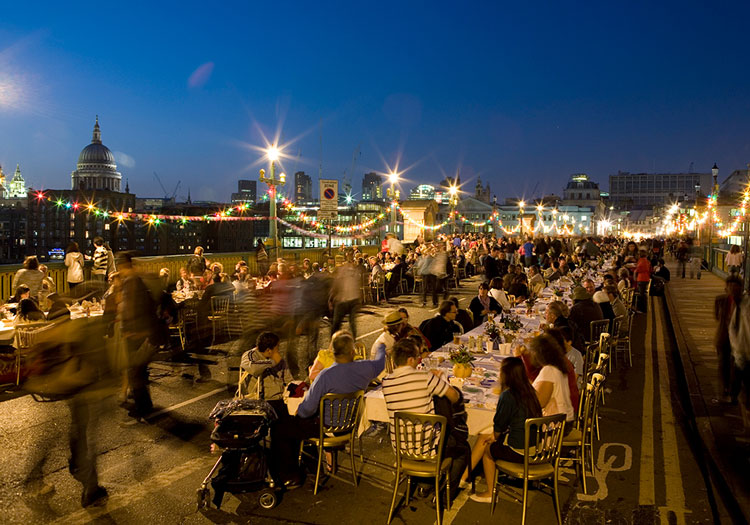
xmin=0 ymin=246 xmax=380 ymax=301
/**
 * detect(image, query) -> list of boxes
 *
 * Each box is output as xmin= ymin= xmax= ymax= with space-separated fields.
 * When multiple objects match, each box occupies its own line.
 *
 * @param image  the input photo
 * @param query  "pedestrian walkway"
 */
xmin=664 ymin=262 xmax=750 ymax=522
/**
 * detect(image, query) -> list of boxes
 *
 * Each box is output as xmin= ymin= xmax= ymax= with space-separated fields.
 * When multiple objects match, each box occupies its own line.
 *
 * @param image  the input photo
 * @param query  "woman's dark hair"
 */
xmin=12 ymin=285 xmax=30 ymax=301
xmin=529 ymin=334 xmax=569 ymax=375
xmin=67 ymin=242 xmax=80 ymax=253
xmin=18 ymin=298 xmax=43 ymax=321
xmin=500 ymin=357 xmax=542 ymax=418
xmin=478 ymin=282 xmax=489 ymax=291
xmin=23 ymin=256 xmax=39 ymax=270
xmin=489 ymin=277 xmax=503 ymax=290
xmin=544 ymin=327 xmax=572 ymax=350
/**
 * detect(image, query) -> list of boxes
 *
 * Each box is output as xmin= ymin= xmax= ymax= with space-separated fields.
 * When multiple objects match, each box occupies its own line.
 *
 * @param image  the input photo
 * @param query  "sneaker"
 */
xmin=459 ymin=480 xmax=472 ymax=490
xmin=470 ymin=493 xmax=493 ymax=503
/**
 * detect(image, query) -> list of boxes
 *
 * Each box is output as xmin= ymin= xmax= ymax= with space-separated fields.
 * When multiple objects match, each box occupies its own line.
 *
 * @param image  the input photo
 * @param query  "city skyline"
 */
xmin=1 ymin=2 xmax=749 ymax=202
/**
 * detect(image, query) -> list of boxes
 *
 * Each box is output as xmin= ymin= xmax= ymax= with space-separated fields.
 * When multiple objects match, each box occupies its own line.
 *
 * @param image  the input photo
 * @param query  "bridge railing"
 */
xmin=0 ymin=246 xmax=379 ymax=301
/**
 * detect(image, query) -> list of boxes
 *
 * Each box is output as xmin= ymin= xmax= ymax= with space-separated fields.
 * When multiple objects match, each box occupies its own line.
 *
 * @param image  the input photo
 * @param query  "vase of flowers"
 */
xmin=449 ymin=344 xmax=475 ymax=378
xmin=503 ymin=315 xmax=523 ymax=332
xmin=484 ymin=321 xmax=501 ymax=342
xmin=525 ymin=293 xmax=536 ymax=315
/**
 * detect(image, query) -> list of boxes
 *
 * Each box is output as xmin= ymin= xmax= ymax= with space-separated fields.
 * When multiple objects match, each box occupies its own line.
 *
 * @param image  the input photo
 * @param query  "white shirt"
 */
xmin=533 ymin=365 xmax=574 ymax=422
xmin=490 ymin=289 xmax=511 ymax=311
xmin=566 ymin=347 xmax=584 ymax=388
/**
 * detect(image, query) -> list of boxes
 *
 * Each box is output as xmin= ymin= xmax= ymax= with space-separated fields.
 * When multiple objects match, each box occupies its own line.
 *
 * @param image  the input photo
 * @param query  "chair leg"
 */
xmin=579 ymin=444 xmax=587 ymax=494
xmin=490 ymin=469 xmax=499 ymax=515
xmin=387 ymin=469 xmax=401 ymax=524
xmin=349 ymin=436 xmax=358 ymax=487
xmin=435 ymin=477 xmax=442 ymax=525
xmin=521 ymin=477 xmax=529 ymax=525
xmin=628 ymin=340 xmax=633 ymax=367
xmin=359 ymin=435 xmax=364 ymax=464
xmin=405 ymin=476 xmax=411 ymax=506
xmin=314 ymin=443 xmax=324 ymax=495
xmin=553 ymin=470 xmax=562 ymax=525
xmin=445 ymin=471 xmax=451 ymax=511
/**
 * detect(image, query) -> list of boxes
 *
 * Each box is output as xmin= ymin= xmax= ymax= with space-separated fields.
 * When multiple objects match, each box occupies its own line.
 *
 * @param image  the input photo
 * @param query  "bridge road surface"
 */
xmin=0 ymin=280 xmax=727 ymax=524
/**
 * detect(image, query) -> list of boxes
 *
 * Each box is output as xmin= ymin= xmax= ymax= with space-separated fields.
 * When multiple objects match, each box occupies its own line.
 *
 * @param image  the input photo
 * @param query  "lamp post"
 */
xmin=387 ymin=171 xmax=399 ymax=238
xmin=259 ymin=146 xmax=286 ymax=259
xmin=448 ymin=185 xmax=458 ymax=234
xmin=709 ymin=163 xmax=718 ymax=268
xmin=518 ymin=200 xmax=525 ymax=237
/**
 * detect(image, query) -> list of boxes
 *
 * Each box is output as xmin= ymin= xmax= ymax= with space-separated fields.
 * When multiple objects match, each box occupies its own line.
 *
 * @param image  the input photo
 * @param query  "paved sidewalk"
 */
xmin=664 ymin=262 xmax=750 ymax=523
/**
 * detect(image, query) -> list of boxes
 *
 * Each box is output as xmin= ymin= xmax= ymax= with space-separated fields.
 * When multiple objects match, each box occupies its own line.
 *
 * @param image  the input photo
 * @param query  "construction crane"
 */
xmin=153 ymin=172 xmax=181 ymax=201
xmin=342 ymin=144 xmax=361 ymax=198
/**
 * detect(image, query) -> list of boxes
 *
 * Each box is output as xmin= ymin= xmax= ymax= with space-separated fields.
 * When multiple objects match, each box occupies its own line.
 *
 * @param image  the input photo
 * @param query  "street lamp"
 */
xmin=448 ymin=185 xmax=459 ymax=233
xmin=518 ymin=200 xmax=525 ymax=237
xmin=708 ymin=163 xmax=719 ymax=268
xmin=387 ymin=171 xmax=399 ymax=238
xmin=259 ymin=145 xmax=286 ymax=258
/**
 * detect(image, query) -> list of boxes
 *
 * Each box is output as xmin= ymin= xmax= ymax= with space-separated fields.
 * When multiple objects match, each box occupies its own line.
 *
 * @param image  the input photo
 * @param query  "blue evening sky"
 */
xmin=1 ymin=1 xmax=749 ymax=202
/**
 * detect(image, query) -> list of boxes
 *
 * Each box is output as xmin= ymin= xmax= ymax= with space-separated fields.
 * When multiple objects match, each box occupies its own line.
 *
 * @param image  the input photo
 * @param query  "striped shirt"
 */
xmin=382 ymin=366 xmax=451 ymax=446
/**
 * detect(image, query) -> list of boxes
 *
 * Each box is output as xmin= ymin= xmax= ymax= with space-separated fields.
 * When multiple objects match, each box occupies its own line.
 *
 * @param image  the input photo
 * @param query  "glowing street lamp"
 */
xmin=387 ymin=171 xmax=400 ymax=236
xmin=448 ymin=185 xmax=459 ymax=233
xmin=259 ymin=144 xmax=286 ymax=257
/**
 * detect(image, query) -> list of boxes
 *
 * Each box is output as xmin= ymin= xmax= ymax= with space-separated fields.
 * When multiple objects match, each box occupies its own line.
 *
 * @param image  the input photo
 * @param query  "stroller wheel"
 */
xmin=196 ymin=487 xmax=211 ymax=510
xmin=258 ymin=488 xmax=277 ymax=509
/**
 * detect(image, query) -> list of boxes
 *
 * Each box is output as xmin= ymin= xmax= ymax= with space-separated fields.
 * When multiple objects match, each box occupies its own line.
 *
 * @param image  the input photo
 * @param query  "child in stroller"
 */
xmin=197 ymin=398 xmax=279 ymax=510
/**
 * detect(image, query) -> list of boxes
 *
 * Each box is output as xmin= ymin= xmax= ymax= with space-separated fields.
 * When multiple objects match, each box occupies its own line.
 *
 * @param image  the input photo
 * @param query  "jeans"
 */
xmin=331 ymin=299 xmax=360 ymax=340
xmin=678 ymin=259 xmax=687 ymax=278
xmin=636 ymin=281 xmax=649 ymax=312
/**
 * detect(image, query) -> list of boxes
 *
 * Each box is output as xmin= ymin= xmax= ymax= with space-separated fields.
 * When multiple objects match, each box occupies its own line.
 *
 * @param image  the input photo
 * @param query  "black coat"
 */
xmin=468 ymin=296 xmax=501 ymax=328
xmin=420 ymin=315 xmax=459 ymax=350
xmin=568 ymin=299 xmax=604 ymax=349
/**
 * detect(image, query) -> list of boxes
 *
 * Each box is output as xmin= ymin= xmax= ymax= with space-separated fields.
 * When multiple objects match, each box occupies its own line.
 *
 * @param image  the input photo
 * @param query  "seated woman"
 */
xmin=5 ymin=285 xmax=32 ymax=316
xmin=468 ymin=282 xmax=501 ymax=328
xmin=527 ymin=334 xmax=576 ymax=429
xmin=467 ymin=357 xmax=543 ymax=502
xmin=15 ymin=298 xmax=46 ymax=324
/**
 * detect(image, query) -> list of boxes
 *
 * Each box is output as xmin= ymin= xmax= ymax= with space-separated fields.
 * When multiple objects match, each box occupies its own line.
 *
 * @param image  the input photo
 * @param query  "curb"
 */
xmin=664 ymin=285 xmax=749 ymax=524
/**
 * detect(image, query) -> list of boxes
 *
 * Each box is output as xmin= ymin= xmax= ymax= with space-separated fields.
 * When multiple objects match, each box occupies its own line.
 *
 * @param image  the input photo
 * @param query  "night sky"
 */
xmin=1 ymin=1 xmax=749 ymax=202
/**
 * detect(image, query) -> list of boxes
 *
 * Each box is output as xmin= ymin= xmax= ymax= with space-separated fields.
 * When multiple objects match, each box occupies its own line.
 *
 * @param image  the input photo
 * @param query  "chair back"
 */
xmin=393 ymin=412 xmax=447 ymax=474
xmin=589 ymin=319 xmax=609 ymax=345
xmin=318 ymin=390 xmax=364 ymax=437
xmin=611 ymin=315 xmax=624 ymax=340
xmin=15 ymin=322 xmax=53 ymax=349
xmin=523 ymin=414 xmax=566 ymax=468
xmin=211 ymin=296 xmax=230 ymax=315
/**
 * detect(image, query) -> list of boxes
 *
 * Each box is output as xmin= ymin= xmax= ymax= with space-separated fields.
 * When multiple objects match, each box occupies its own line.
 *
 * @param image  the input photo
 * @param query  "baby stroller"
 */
xmin=197 ymin=398 xmax=279 ymax=510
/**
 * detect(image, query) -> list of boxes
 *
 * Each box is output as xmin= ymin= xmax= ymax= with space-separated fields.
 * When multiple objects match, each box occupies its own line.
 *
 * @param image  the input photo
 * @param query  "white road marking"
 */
xmin=123 ymin=387 xmax=226 ymax=426
xmin=577 ymin=443 xmax=633 ymax=502
xmin=639 ymin=303 xmax=656 ymax=505
xmin=655 ymin=302 xmax=689 ymax=524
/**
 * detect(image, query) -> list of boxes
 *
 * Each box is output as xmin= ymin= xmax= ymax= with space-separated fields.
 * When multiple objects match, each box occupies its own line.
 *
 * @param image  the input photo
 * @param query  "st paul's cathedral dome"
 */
xmin=71 ymin=117 xmax=122 ymax=192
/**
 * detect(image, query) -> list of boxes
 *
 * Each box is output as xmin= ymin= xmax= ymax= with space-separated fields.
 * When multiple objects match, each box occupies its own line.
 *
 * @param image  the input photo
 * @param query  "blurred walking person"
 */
xmin=118 ymin=251 xmax=158 ymax=420
xmin=330 ymin=257 xmax=362 ymax=340
xmin=716 ymin=276 xmax=743 ymax=400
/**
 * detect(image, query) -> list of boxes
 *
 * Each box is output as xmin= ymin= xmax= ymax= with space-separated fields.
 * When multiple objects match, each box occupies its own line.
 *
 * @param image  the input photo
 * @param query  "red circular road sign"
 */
xmin=323 ymin=188 xmax=335 ymax=200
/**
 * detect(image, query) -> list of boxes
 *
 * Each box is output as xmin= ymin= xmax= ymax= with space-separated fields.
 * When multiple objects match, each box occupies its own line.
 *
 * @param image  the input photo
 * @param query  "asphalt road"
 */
xmin=0 ymin=279 xmax=724 ymax=524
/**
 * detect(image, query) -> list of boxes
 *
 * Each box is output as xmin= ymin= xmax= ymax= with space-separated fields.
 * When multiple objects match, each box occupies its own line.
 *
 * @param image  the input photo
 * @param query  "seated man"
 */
xmin=382 ymin=339 xmax=469 ymax=499
xmin=239 ymin=331 xmax=293 ymax=414
xmin=419 ymin=300 xmax=461 ymax=350
xmin=270 ymin=331 xmax=386 ymax=487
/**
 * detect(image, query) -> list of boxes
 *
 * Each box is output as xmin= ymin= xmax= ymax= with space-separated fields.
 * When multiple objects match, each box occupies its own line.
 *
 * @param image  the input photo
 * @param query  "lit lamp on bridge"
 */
xmin=518 ymin=200 xmax=525 ymax=237
xmin=259 ymin=145 xmax=286 ymax=257
xmin=386 ymin=171 xmax=400 ymax=237
xmin=448 ymin=185 xmax=459 ymax=233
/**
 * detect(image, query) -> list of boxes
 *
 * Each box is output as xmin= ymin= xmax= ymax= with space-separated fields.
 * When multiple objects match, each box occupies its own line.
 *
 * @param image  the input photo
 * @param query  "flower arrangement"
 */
xmin=449 ymin=344 xmax=475 ymax=364
xmin=552 ymin=287 xmax=563 ymax=298
xmin=449 ymin=344 xmax=475 ymax=378
xmin=503 ymin=315 xmax=523 ymax=332
xmin=484 ymin=321 xmax=501 ymax=341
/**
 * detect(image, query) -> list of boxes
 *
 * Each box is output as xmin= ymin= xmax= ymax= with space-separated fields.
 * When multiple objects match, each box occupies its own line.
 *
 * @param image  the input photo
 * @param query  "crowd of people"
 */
xmin=6 ymin=228 xmax=750 ymax=512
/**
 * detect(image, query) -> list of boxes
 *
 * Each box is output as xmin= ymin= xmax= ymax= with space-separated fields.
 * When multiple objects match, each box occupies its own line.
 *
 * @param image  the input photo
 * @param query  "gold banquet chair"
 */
xmin=208 ymin=296 xmax=231 ymax=346
xmin=387 ymin=412 xmax=452 ymax=525
xmin=561 ymin=382 xmax=599 ymax=494
xmin=299 ymin=391 xmax=364 ymax=495
xmin=489 ymin=414 xmax=567 ymax=525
